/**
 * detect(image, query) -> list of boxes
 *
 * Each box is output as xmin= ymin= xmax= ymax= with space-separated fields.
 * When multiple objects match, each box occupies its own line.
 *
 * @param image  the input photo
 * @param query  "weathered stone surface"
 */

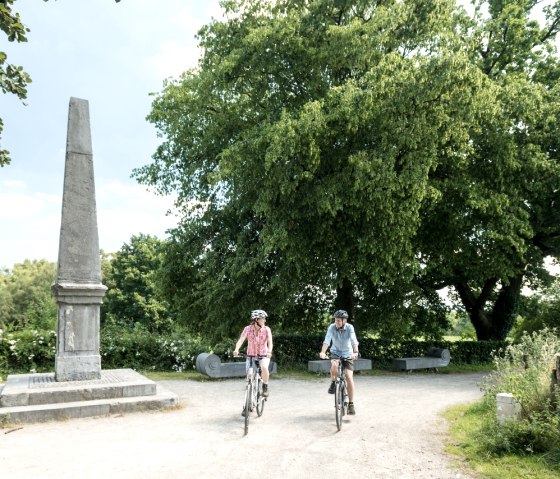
xmin=52 ymin=97 xmax=107 ymax=381
xmin=0 ymin=369 xmax=178 ymax=424
xmin=195 ymin=353 xmax=277 ymax=378
xmin=308 ymin=358 xmax=372 ymax=373
xmin=393 ymin=349 xmax=451 ymax=372
xmin=496 ymin=392 xmax=521 ymax=422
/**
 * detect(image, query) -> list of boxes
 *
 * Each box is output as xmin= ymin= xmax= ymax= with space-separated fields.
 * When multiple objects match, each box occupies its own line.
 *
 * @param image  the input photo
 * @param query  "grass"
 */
xmin=443 ymin=402 xmax=560 ymax=479
xmin=142 ymin=362 xmax=495 ymax=382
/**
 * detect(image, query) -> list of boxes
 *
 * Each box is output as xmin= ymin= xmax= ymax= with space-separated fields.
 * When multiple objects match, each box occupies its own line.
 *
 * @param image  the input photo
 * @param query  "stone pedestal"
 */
xmin=52 ymin=282 xmax=107 ymax=381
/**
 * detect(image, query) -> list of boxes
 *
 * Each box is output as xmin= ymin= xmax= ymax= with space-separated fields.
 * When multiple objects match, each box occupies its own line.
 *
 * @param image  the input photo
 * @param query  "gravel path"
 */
xmin=0 ymin=372 xmax=485 ymax=479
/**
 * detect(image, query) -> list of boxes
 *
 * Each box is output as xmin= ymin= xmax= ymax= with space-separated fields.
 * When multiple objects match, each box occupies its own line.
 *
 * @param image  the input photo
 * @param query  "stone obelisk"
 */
xmin=52 ymin=97 xmax=107 ymax=381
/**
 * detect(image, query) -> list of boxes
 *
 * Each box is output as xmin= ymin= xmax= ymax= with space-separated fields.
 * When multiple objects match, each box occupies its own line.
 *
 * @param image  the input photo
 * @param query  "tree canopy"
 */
xmin=134 ymin=0 xmax=560 ymax=341
xmin=0 ymin=259 xmax=56 ymax=331
xmin=101 ymin=234 xmax=173 ymax=333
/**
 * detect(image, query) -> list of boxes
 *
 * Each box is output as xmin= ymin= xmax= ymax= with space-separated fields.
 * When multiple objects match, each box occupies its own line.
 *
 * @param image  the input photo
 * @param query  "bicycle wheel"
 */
xmin=334 ymin=380 xmax=343 ymax=431
xmin=256 ymin=378 xmax=266 ymax=417
xmin=244 ymin=381 xmax=252 ymax=435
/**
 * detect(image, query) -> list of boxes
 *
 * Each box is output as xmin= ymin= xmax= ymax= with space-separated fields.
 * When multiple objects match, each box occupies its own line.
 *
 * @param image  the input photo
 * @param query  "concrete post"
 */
xmin=52 ymin=97 xmax=107 ymax=381
xmin=496 ymin=392 xmax=521 ymax=423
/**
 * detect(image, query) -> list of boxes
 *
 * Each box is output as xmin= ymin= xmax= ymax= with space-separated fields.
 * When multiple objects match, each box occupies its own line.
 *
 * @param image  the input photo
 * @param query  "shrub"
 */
xmin=100 ymin=322 xmax=210 ymax=372
xmin=478 ymin=328 xmax=560 ymax=455
xmin=0 ymin=327 xmax=56 ymax=379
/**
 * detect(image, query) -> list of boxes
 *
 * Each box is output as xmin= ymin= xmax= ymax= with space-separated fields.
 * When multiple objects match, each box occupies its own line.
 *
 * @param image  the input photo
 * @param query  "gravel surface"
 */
xmin=0 ymin=372 xmax=485 ymax=479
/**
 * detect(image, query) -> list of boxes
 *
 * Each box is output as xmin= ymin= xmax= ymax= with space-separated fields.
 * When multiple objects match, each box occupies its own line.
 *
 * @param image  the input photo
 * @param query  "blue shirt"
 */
xmin=323 ymin=322 xmax=359 ymax=358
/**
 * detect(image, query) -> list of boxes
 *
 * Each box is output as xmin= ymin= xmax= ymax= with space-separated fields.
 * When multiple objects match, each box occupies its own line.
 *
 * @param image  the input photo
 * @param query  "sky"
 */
xmin=0 ymin=0 xmax=223 ymax=269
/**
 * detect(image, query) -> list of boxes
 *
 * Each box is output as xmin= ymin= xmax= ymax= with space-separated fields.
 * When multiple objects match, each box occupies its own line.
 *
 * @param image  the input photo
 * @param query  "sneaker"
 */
xmin=262 ymin=384 xmax=269 ymax=398
xmin=328 ymin=381 xmax=336 ymax=394
xmin=241 ymin=408 xmax=247 ymax=417
xmin=348 ymin=403 xmax=356 ymax=415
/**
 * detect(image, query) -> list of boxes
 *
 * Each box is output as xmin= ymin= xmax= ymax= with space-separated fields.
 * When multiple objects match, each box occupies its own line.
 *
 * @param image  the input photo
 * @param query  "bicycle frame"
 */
xmin=332 ymin=357 xmax=350 ymax=431
xmin=239 ymin=354 xmax=267 ymax=435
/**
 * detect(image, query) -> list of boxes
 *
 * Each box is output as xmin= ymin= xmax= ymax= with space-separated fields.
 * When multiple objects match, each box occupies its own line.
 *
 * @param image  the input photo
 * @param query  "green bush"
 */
xmin=100 ymin=323 xmax=210 ymax=372
xmin=0 ymin=327 xmax=56 ymax=380
xmin=269 ymin=335 xmax=506 ymax=366
xmin=1 ymin=326 xmax=506 ymax=382
xmin=478 ymin=328 xmax=560 ymax=455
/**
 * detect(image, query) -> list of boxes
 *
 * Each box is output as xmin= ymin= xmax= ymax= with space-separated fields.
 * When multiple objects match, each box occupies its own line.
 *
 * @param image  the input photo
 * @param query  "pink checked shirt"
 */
xmin=242 ymin=324 xmax=272 ymax=356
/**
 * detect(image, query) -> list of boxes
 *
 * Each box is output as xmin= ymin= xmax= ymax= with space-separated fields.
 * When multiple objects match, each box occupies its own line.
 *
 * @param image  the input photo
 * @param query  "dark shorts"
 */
xmin=330 ymin=355 xmax=354 ymax=371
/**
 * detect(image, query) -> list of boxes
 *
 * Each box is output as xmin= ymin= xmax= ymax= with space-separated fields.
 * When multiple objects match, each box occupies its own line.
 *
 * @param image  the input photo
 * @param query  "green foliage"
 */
xmin=0 ymin=0 xmax=32 ymax=166
xmin=445 ymin=402 xmax=560 ymax=479
xmin=134 ymin=0 xmax=560 ymax=342
xmin=478 ymin=328 xmax=560 ymax=455
xmin=0 ymin=327 xmax=56 ymax=379
xmin=0 ymin=260 xmax=57 ymax=331
xmin=102 ymin=234 xmax=174 ymax=333
xmin=512 ymin=278 xmax=560 ymax=340
xmin=100 ymin=322 xmax=209 ymax=372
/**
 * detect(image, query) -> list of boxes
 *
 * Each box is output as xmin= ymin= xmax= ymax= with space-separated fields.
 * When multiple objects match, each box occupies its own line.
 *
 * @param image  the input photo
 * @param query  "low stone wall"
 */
xmin=308 ymin=358 xmax=372 ymax=373
xmin=195 ymin=353 xmax=277 ymax=378
xmin=392 ymin=348 xmax=450 ymax=372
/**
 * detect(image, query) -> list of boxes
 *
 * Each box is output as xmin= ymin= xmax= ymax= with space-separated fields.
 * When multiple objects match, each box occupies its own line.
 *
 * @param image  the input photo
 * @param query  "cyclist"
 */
xmin=319 ymin=309 xmax=359 ymax=415
xmin=233 ymin=309 xmax=273 ymax=398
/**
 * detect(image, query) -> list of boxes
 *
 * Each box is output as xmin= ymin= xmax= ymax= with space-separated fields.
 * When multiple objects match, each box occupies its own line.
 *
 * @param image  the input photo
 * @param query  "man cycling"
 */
xmin=319 ymin=309 xmax=359 ymax=415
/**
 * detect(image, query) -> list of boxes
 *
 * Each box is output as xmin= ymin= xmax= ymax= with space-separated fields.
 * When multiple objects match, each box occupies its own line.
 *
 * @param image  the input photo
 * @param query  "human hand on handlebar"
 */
xmin=319 ymin=352 xmax=328 ymax=359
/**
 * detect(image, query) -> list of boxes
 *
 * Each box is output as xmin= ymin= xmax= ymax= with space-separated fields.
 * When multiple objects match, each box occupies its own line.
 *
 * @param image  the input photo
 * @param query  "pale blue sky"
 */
xmin=0 ymin=0 xmax=222 ymax=269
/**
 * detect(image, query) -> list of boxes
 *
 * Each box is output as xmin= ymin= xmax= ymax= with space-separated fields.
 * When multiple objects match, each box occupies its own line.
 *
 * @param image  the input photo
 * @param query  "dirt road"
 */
xmin=0 ymin=372 xmax=485 ymax=479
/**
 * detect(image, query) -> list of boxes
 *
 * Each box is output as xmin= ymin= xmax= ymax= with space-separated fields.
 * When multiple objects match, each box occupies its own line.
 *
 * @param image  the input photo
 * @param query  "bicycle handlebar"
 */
xmin=232 ymin=353 xmax=267 ymax=359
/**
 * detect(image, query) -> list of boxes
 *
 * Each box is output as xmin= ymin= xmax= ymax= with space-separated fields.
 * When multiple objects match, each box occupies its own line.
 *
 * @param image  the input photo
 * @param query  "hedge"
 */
xmin=1 ymin=328 xmax=507 ymax=380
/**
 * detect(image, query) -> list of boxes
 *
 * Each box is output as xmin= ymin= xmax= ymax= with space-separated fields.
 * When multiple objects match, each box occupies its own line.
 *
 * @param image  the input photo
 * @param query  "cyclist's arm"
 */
xmin=319 ymin=325 xmax=334 ymax=358
xmin=233 ymin=330 xmax=247 ymax=356
xmin=349 ymin=325 xmax=359 ymax=358
xmin=266 ymin=327 xmax=273 ymax=357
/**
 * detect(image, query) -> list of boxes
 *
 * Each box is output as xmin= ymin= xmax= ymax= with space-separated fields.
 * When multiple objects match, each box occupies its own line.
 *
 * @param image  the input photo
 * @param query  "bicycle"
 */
xmin=322 ymin=354 xmax=351 ymax=431
xmin=236 ymin=353 xmax=267 ymax=435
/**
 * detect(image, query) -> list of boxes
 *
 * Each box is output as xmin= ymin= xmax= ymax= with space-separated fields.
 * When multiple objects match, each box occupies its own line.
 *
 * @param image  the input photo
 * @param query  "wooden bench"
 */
xmin=308 ymin=358 xmax=372 ymax=373
xmin=392 ymin=348 xmax=450 ymax=372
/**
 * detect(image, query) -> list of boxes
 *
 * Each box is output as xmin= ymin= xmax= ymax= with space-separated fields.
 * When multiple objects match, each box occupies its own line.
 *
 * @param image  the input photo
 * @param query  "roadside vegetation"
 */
xmin=444 ymin=329 xmax=560 ymax=478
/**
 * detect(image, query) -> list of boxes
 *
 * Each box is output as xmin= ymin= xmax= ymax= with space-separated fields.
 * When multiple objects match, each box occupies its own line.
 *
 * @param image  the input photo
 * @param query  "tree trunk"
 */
xmin=335 ymin=277 xmax=354 ymax=322
xmin=454 ymin=274 xmax=523 ymax=341
xmin=490 ymin=274 xmax=524 ymax=340
xmin=454 ymin=278 xmax=497 ymax=340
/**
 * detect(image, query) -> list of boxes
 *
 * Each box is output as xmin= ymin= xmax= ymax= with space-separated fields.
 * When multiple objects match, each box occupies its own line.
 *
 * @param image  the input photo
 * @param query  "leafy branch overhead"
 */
xmin=0 ymin=0 xmax=122 ymax=167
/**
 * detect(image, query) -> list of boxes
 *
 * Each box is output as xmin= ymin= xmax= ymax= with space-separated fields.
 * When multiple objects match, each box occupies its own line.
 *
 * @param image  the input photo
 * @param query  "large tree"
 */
xmin=415 ymin=0 xmax=560 ymax=339
xmin=101 ymin=234 xmax=173 ymax=333
xmin=135 ymin=0 xmax=559 ymax=341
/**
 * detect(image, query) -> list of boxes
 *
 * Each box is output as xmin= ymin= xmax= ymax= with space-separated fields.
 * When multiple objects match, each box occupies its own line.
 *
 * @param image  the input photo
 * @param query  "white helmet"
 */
xmin=251 ymin=309 xmax=268 ymax=321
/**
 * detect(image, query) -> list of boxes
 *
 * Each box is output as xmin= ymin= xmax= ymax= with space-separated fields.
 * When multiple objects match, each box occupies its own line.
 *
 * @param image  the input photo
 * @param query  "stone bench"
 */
xmin=195 ymin=353 xmax=277 ymax=378
xmin=392 ymin=348 xmax=450 ymax=372
xmin=308 ymin=358 xmax=372 ymax=373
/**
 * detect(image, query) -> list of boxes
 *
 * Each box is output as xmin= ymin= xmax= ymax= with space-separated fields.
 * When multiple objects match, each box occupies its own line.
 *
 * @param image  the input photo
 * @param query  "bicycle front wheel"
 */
xmin=244 ymin=381 xmax=252 ymax=435
xmin=334 ymin=380 xmax=343 ymax=431
xmin=256 ymin=379 xmax=266 ymax=417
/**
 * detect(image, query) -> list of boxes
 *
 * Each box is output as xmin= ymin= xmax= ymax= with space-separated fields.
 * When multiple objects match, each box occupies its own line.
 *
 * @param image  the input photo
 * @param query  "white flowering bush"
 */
xmin=0 ymin=328 xmax=56 ymax=379
xmin=100 ymin=322 xmax=209 ymax=371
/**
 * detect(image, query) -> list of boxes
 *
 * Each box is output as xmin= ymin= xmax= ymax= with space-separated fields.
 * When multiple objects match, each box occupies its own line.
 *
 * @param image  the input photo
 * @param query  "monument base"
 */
xmin=55 ymin=354 xmax=101 ymax=381
xmin=0 ymin=369 xmax=178 ymax=425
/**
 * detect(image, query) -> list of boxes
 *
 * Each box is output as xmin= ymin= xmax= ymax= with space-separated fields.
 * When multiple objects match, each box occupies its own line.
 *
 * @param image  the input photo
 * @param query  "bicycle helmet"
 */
xmin=333 ymin=309 xmax=349 ymax=319
xmin=251 ymin=309 xmax=268 ymax=321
